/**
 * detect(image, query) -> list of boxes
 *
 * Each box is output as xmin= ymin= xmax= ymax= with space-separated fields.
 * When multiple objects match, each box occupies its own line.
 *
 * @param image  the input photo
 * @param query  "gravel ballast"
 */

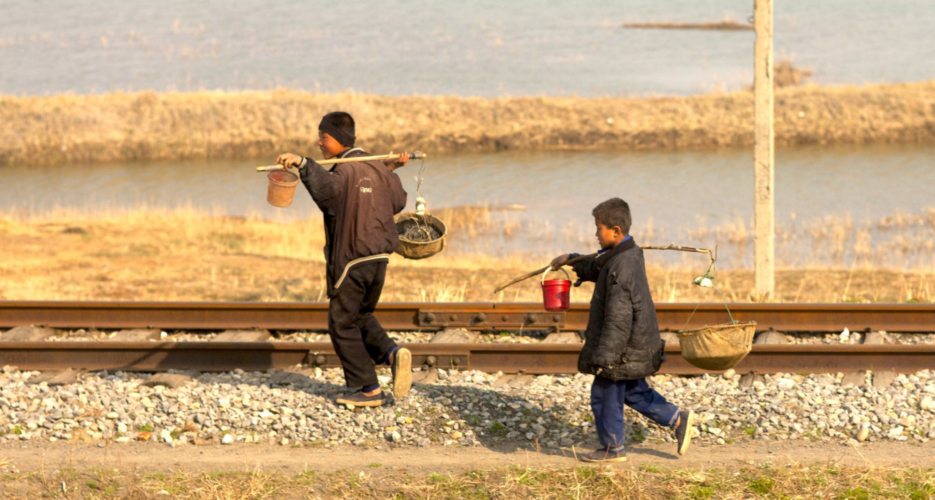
xmin=1 ymin=365 xmax=933 ymax=451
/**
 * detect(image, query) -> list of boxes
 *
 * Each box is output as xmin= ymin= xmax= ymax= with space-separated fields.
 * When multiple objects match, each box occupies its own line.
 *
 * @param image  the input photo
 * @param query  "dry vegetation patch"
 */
xmin=2 ymin=81 xmax=935 ymax=166
xmin=1 ymin=208 xmax=933 ymax=304
xmin=0 ymin=463 xmax=933 ymax=499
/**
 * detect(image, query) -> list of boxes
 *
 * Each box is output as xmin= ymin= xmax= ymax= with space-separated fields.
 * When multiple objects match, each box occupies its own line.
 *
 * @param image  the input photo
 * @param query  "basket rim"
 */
xmin=677 ymin=321 xmax=757 ymax=335
xmin=396 ymin=212 xmax=448 ymax=246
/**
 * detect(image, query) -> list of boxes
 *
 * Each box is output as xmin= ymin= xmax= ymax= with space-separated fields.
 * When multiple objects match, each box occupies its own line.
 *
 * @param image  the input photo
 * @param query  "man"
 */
xmin=277 ymin=111 xmax=412 ymax=407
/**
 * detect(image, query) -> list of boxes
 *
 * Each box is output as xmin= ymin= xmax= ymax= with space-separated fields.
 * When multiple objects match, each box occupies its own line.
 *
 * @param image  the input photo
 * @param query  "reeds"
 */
xmin=1 ymin=205 xmax=933 ymax=303
xmin=2 ymin=81 xmax=935 ymax=166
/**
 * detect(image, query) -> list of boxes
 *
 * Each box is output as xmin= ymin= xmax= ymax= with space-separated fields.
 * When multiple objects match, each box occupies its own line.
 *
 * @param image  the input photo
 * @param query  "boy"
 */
xmin=276 ymin=111 xmax=412 ymax=408
xmin=549 ymin=197 xmax=694 ymax=462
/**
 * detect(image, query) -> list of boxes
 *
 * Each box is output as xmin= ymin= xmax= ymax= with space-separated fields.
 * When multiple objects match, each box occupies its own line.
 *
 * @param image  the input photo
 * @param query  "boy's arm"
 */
xmin=570 ymin=254 xmax=600 ymax=284
xmin=592 ymin=278 xmax=633 ymax=367
xmin=299 ymin=158 xmax=347 ymax=210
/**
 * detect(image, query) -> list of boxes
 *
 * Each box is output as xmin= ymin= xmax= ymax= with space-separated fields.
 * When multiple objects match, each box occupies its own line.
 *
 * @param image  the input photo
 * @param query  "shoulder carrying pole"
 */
xmin=492 ymin=243 xmax=712 ymax=295
xmin=256 ymin=152 xmax=426 ymax=172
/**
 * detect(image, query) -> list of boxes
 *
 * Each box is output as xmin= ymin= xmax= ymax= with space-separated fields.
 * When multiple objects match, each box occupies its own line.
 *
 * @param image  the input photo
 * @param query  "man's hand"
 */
xmin=276 ymin=153 xmax=304 ymax=169
xmin=384 ymin=152 xmax=410 ymax=171
xmin=549 ymin=254 xmax=571 ymax=271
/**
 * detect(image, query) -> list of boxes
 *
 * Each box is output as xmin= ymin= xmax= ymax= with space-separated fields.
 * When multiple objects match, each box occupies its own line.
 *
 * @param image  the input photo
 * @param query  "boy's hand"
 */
xmin=384 ymin=152 xmax=410 ymax=171
xmin=549 ymin=254 xmax=571 ymax=270
xmin=276 ymin=153 xmax=304 ymax=169
xmin=593 ymin=353 xmax=616 ymax=368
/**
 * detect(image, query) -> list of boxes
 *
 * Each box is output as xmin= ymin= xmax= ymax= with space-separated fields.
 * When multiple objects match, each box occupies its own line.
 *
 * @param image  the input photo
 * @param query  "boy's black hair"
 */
xmin=319 ymin=111 xmax=356 ymax=147
xmin=592 ymin=198 xmax=631 ymax=234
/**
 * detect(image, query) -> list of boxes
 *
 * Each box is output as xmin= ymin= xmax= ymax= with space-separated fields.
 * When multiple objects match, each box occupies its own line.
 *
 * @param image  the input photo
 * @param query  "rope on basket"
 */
xmin=680 ymin=246 xmax=737 ymax=331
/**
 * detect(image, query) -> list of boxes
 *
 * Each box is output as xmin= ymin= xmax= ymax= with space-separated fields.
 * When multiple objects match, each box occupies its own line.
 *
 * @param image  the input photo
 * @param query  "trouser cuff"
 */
xmin=667 ymin=408 xmax=681 ymax=428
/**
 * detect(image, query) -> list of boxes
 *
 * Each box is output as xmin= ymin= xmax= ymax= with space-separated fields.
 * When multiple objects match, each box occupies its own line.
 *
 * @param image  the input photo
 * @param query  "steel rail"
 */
xmin=0 ymin=341 xmax=933 ymax=375
xmin=2 ymin=301 xmax=935 ymax=332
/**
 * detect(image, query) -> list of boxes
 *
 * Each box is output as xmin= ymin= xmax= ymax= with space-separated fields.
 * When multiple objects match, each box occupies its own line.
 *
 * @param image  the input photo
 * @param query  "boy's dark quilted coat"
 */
xmin=571 ymin=238 xmax=666 ymax=381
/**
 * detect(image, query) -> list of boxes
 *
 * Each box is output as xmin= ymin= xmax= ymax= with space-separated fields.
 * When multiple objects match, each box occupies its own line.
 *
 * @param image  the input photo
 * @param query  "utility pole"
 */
xmin=754 ymin=0 xmax=775 ymax=298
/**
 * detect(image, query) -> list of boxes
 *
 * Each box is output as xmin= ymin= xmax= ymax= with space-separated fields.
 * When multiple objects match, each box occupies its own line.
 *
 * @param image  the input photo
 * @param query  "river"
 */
xmin=3 ymin=144 xmax=934 ymax=269
xmin=1 ymin=0 xmax=934 ymax=97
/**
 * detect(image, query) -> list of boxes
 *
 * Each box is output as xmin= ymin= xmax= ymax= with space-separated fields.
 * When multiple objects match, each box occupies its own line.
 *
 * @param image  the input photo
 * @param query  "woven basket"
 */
xmin=394 ymin=212 xmax=447 ymax=260
xmin=677 ymin=322 xmax=756 ymax=371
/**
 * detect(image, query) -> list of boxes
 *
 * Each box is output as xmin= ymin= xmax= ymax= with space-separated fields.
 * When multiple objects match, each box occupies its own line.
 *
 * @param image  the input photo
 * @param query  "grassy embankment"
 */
xmin=0 ymin=463 xmax=933 ymax=499
xmin=1 ymin=205 xmax=932 ymax=304
xmin=2 ymin=81 xmax=935 ymax=166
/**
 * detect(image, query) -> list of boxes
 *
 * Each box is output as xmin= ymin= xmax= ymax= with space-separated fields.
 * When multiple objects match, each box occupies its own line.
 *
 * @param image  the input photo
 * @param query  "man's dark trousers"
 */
xmin=591 ymin=376 xmax=679 ymax=451
xmin=328 ymin=262 xmax=397 ymax=389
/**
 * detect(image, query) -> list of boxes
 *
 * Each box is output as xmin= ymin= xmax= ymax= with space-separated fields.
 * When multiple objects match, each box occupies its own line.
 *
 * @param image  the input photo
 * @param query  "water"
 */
xmin=1 ymin=0 xmax=934 ymax=97
xmin=3 ymin=145 xmax=934 ymax=268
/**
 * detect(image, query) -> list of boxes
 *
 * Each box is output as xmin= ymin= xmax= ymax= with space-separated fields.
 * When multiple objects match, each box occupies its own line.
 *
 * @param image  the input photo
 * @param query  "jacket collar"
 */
xmin=329 ymin=148 xmax=367 ymax=171
xmin=337 ymin=147 xmax=364 ymax=158
xmin=593 ymin=236 xmax=637 ymax=270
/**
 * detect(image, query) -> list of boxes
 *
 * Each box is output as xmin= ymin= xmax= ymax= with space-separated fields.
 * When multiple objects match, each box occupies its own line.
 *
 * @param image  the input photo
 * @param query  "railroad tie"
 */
xmin=142 ymin=372 xmax=195 ymax=389
xmin=1 ymin=325 xmax=58 ymax=342
xmin=430 ymin=329 xmax=479 ymax=343
xmin=490 ymin=374 xmax=534 ymax=389
xmin=861 ymin=331 xmax=888 ymax=344
xmin=267 ymin=369 xmax=313 ymax=386
xmin=542 ymin=332 xmax=582 ymax=344
xmin=872 ymin=371 xmax=897 ymax=388
xmin=26 ymin=368 xmax=77 ymax=386
xmin=412 ymin=368 xmax=439 ymax=385
xmin=754 ymin=328 xmax=788 ymax=345
xmin=107 ymin=329 xmax=161 ymax=341
xmin=841 ymin=371 xmax=869 ymax=387
xmin=213 ymin=330 xmax=271 ymax=342
xmin=660 ymin=332 xmax=679 ymax=344
xmin=739 ymin=372 xmax=766 ymax=389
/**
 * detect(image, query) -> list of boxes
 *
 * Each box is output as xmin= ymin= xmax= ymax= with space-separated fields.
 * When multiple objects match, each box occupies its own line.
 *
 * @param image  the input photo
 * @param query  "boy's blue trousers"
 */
xmin=590 ymin=375 xmax=680 ymax=451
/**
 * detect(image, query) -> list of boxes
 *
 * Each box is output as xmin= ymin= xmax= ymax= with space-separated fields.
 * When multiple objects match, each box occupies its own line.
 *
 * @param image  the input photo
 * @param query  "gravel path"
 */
xmin=1 ymin=364 xmax=933 ymax=451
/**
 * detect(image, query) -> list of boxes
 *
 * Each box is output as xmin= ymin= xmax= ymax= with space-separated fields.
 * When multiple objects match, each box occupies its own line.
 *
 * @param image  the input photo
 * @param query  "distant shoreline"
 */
xmin=2 ymin=81 xmax=934 ymax=166
xmin=623 ymin=20 xmax=753 ymax=31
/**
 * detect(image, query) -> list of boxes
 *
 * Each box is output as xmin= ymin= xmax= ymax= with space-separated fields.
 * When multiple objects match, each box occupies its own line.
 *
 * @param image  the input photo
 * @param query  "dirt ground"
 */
xmin=2 ymin=439 xmax=933 ymax=478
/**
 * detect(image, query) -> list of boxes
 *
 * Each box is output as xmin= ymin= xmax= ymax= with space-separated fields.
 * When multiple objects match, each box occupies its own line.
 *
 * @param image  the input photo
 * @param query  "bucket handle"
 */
xmin=541 ymin=267 xmax=571 ymax=284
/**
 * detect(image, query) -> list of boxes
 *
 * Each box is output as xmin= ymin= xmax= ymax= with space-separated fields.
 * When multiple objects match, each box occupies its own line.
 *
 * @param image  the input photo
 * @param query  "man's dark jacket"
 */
xmin=571 ymin=238 xmax=665 ymax=381
xmin=299 ymin=148 xmax=407 ymax=297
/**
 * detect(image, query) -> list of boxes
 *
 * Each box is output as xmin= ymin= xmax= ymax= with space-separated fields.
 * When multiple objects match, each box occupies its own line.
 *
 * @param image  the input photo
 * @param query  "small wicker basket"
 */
xmin=677 ymin=321 xmax=757 ymax=371
xmin=394 ymin=212 xmax=447 ymax=260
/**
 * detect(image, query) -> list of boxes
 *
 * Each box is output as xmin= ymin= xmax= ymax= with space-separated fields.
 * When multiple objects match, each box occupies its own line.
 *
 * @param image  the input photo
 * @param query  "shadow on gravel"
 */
xmin=406 ymin=373 xmax=681 ymax=460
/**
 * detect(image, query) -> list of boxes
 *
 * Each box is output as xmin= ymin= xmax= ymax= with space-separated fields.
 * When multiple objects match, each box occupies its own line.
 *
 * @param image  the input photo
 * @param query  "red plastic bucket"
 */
xmin=541 ymin=268 xmax=571 ymax=311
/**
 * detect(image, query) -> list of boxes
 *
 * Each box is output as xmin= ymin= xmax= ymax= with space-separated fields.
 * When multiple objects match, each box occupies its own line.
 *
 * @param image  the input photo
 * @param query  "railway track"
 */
xmin=2 ymin=301 xmax=935 ymax=332
xmin=1 ymin=301 xmax=934 ymax=375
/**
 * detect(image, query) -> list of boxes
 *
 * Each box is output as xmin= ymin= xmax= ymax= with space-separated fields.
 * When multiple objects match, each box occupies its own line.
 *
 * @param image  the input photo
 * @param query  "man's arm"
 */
xmin=298 ymin=158 xmax=346 ymax=211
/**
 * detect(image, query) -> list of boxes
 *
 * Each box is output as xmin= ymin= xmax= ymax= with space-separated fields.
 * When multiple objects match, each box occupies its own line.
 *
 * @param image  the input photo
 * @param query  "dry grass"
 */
xmin=774 ymin=58 xmax=813 ymax=88
xmin=0 ymin=462 xmax=933 ymax=499
xmin=3 ymin=81 xmax=935 ymax=166
xmin=1 ymin=206 xmax=933 ymax=304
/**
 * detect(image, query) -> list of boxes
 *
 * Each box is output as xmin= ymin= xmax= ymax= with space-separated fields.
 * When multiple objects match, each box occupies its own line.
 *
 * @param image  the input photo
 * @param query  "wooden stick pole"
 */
xmin=492 ymin=244 xmax=713 ymax=294
xmin=256 ymin=152 xmax=426 ymax=172
xmin=492 ymin=253 xmax=597 ymax=295
xmin=641 ymin=243 xmax=711 ymax=255
xmin=754 ymin=0 xmax=775 ymax=298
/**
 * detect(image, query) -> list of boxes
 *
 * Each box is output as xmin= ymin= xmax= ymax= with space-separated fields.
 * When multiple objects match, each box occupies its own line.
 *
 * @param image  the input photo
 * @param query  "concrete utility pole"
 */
xmin=753 ymin=0 xmax=775 ymax=297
